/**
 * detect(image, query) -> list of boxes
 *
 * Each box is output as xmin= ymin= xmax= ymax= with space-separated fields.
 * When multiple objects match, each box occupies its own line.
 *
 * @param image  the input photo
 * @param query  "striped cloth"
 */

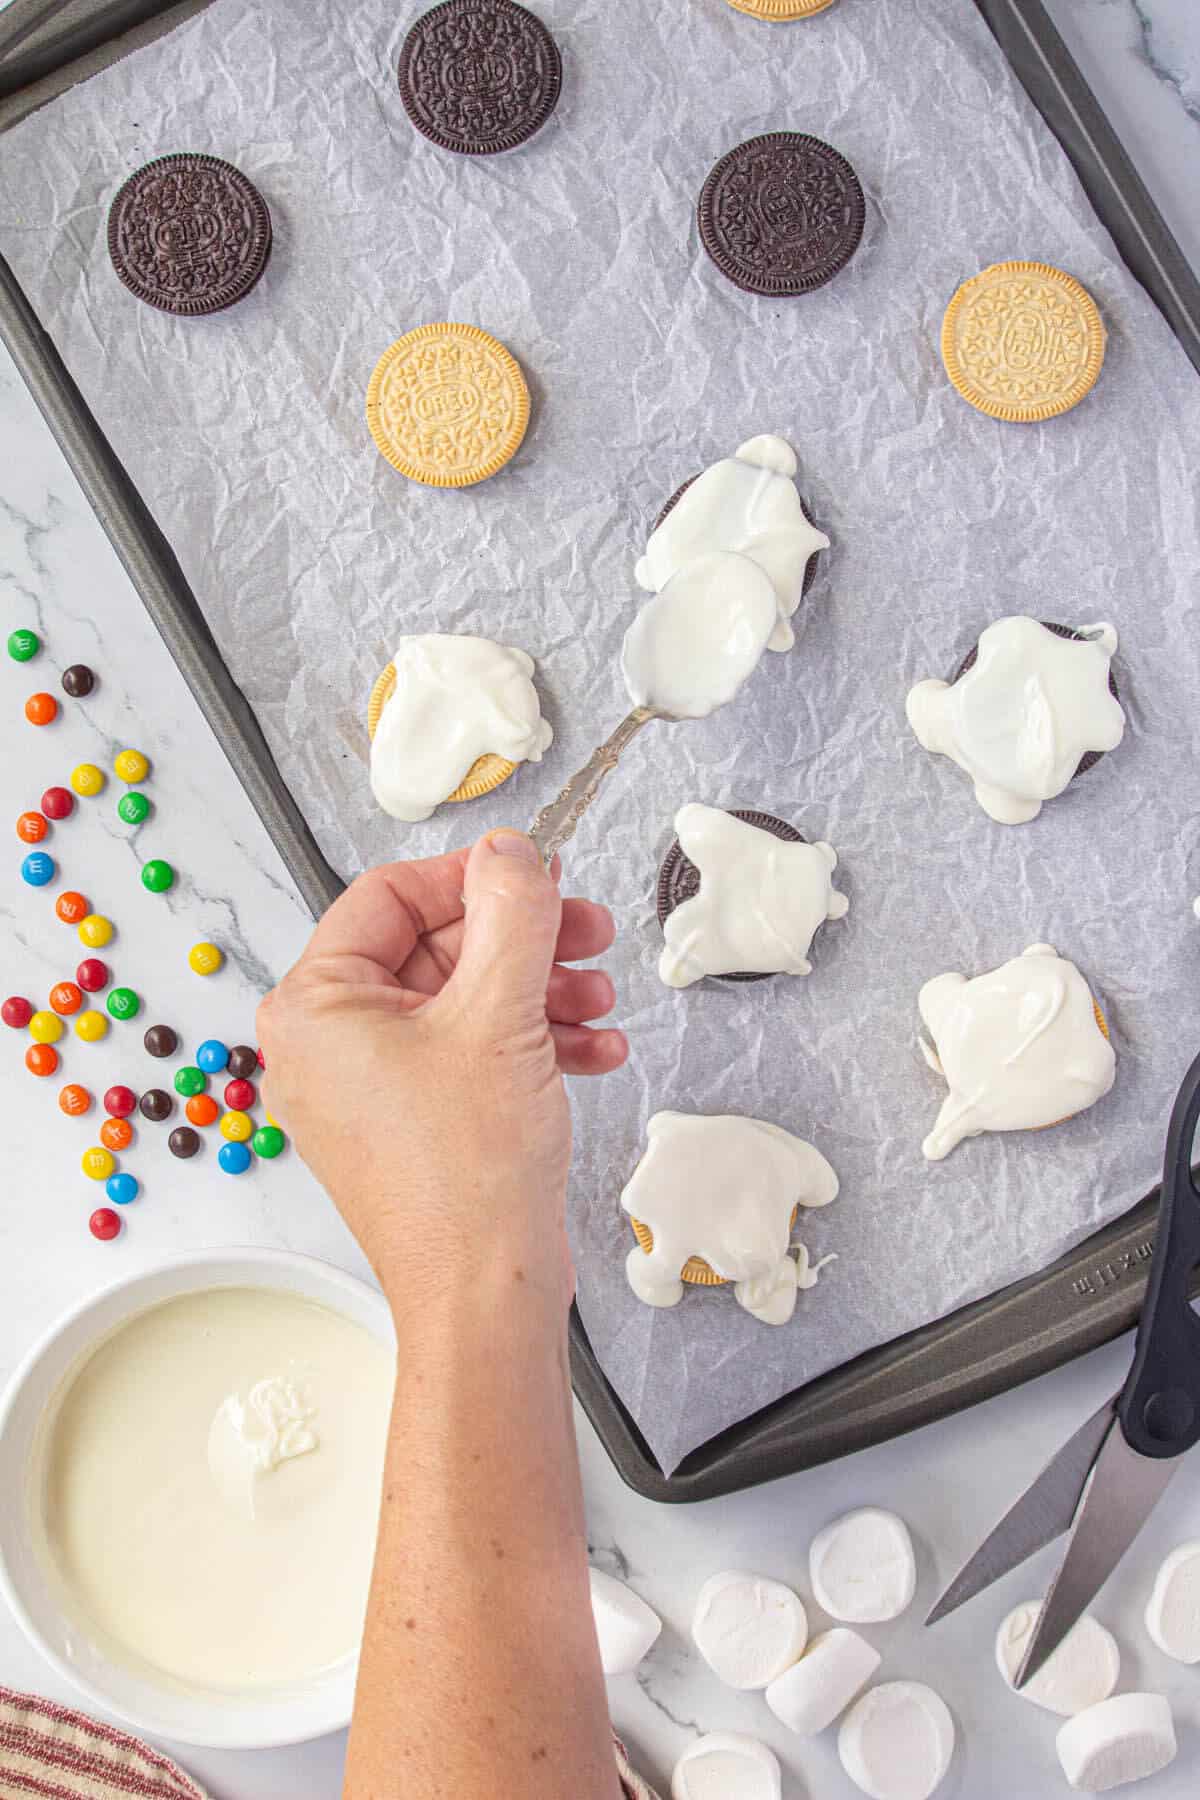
xmin=0 ymin=1689 xmax=659 ymax=1799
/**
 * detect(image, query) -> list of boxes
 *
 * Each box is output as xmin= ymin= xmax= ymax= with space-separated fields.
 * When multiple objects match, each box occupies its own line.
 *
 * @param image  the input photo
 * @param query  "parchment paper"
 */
xmin=4 ymin=0 xmax=1200 ymax=1475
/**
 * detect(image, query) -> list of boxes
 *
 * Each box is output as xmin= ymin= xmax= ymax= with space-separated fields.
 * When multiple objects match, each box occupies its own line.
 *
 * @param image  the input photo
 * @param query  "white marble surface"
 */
xmin=1 ymin=4 xmax=1199 ymax=1796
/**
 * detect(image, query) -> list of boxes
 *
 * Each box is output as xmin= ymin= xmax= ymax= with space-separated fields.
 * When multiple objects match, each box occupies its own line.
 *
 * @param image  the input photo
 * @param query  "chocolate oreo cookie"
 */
xmin=698 ymin=132 xmax=865 ymax=296
xmin=657 ymin=810 xmax=804 ymax=984
xmin=654 ymin=476 xmax=823 ymax=600
xmin=398 ymin=0 xmax=562 ymax=156
xmin=107 ymin=154 xmax=271 ymax=316
xmin=956 ymin=622 xmax=1120 ymax=778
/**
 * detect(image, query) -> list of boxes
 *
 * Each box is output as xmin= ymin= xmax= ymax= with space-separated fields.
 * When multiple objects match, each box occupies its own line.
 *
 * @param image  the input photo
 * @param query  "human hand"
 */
xmin=257 ymin=830 xmax=627 ymax=1307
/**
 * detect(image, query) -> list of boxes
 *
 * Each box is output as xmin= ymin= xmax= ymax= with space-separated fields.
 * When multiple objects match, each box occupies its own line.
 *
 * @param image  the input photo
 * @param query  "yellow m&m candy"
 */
xmin=219 ymin=1110 xmax=253 ymax=1143
xmin=81 ymin=1146 xmax=115 ymax=1181
xmin=70 ymin=763 xmax=105 ymax=798
xmin=28 ymin=1009 xmax=64 ymax=1044
xmin=78 ymin=914 xmax=114 ymax=949
xmin=113 ymin=748 xmax=150 ymax=784
xmin=75 ymin=1011 xmax=109 ymax=1043
xmin=189 ymin=942 xmax=223 ymax=976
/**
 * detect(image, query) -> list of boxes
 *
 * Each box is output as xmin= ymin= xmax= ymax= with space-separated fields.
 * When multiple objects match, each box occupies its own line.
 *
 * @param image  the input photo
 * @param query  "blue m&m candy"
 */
xmin=21 ymin=851 xmax=55 ymax=887
xmin=218 ymin=1141 xmax=252 ymax=1175
xmin=196 ymin=1039 xmax=230 ymax=1074
xmin=105 ymin=1172 xmax=139 ymax=1206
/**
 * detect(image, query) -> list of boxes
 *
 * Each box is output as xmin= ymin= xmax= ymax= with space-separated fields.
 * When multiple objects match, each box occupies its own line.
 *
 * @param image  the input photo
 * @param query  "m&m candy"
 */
xmin=17 ymin=812 xmax=47 ymax=844
xmin=218 ymin=1141 xmax=252 ymax=1175
xmin=25 ymin=693 xmax=57 ymax=726
xmin=219 ymin=1110 xmax=253 ymax=1144
xmin=196 ymin=1039 xmax=229 ymax=1074
xmin=2 ymin=996 xmax=33 ymax=1029
xmin=58 ymin=1084 xmax=92 ymax=1117
xmin=141 ymin=859 xmax=174 ymax=894
xmin=89 ymin=1207 xmax=121 ymax=1242
xmin=114 ymin=749 xmax=150 ymax=784
xmin=105 ymin=1172 xmax=139 ymax=1206
xmin=56 ymin=892 xmax=89 ymax=925
xmin=26 ymin=1043 xmax=58 ymax=1077
xmin=188 ymin=942 xmax=223 ymax=976
xmin=252 ymin=1124 xmax=285 ymax=1160
xmin=100 ymin=1116 xmax=133 ymax=1152
xmin=41 ymin=787 xmax=74 ymax=821
xmin=117 ymin=792 xmax=151 ymax=825
xmin=139 ymin=1089 xmax=173 ymax=1123
xmin=103 ymin=1085 xmax=137 ymax=1118
xmin=61 ymin=664 xmax=95 ymax=698
xmin=143 ymin=1023 xmax=177 ymax=1058
xmin=49 ymin=981 xmax=83 ymax=1016
xmin=76 ymin=958 xmax=109 ymax=992
xmin=74 ymin=1011 xmax=108 ymax=1043
xmin=174 ymin=1066 xmax=206 ymax=1097
xmin=21 ymin=851 xmax=55 ymax=887
xmin=168 ymin=1126 xmax=200 ymax=1159
xmin=186 ymin=1093 xmax=219 ymax=1127
xmin=82 ymin=1146 xmax=115 ymax=1181
xmin=227 ymin=1045 xmax=258 ymax=1079
xmin=28 ymin=1010 xmax=64 ymax=1045
xmin=7 ymin=628 xmax=39 ymax=662
xmin=106 ymin=987 xmax=140 ymax=1021
xmin=225 ymin=1078 xmax=256 ymax=1111
xmin=78 ymin=914 xmax=114 ymax=948
xmin=70 ymin=764 xmax=105 ymax=798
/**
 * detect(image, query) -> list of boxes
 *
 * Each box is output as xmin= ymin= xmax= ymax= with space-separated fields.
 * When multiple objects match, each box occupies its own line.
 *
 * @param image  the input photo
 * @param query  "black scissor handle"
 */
xmin=1120 ymin=1050 xmax=1200 ymax=1459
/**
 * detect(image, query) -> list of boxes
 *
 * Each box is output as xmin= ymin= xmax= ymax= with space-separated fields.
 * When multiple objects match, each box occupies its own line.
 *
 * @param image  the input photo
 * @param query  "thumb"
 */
xmin=450 ymin=829 xmax=563 ymax=1026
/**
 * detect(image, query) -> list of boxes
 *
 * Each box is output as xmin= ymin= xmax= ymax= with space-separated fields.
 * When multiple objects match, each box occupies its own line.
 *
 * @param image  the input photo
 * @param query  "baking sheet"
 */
xmin=4 ymin=0 xmax=1200 ymax=1475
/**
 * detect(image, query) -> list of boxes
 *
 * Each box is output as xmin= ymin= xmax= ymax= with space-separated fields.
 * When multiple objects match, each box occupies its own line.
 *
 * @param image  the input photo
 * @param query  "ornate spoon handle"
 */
xmin=530 ymin=707 xmax=660 ymax=864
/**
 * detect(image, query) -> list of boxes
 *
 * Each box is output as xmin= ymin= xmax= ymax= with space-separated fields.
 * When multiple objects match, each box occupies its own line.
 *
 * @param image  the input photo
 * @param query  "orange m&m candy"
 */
xmin=26 ymin=1043 xmax=58 ymax=1077
xmin=25 ymin=693 xmax=57 ymax=726
xmin=56 ymin=892 xmax=89 ymax=925
xmin=186 ymin=1093 xmax=219 ymax=1127
xmin=59 ymin=1084 xmax=92 ymax=1117
xmin=100 ymin=1116 xmax=133 ymax=1152
xmin=50 ymin=981 xmax=83 ymax=1016
xmin=17 ymin=811 xmax=47 ymax=843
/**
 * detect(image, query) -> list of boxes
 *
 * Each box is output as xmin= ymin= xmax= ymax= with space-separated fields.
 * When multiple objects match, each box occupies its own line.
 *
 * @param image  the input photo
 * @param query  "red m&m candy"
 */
xmin=103 ymin=1085 xmax=137 ymax=1119
xmin=2 ymin=996 xmax=33 ymax=1030
xmin=76 ymin=959 xmax=109 ymax=993
xmin=17 ymin=812 xmax=47 ymax=843
xmin=56 ymin=892 xmax=89 ymax=925
xmin=89 ymin=1207 xmax=121 ymax=1242
xmin=41 ymin=787 xmax=74 ymax=821
xmin=50 ymin=981 xmax=83 ymax=1016
xmin=224 ymin=1078 xmax=256 ymax=1111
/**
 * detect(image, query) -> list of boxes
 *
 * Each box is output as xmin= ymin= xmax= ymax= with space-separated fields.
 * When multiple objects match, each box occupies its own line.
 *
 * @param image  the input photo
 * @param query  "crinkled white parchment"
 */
xmin=3 ymin=0 xmax=1200 ymax=1474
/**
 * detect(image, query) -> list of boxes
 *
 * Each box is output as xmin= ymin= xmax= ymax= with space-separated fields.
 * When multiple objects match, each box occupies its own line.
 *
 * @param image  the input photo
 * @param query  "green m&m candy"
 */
xmin=118 ymin=791 xmax=151 ymax=825
xmin=141 ymin=859 xmax=175 ymax=894
xmin=106 ymin=986 xmax=141 ymax=1021
xmin=174 ymin=1065 xmax=206 ymax=1097
xmin=7 ymin=629 xmax=39 ymax=663
xmin=252 ymin=1124 xmax=285 ymax=1160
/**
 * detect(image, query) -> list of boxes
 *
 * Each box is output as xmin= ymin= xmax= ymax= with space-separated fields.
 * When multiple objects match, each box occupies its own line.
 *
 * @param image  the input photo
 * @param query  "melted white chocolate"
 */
xmin=637 ymin=435 xmax=829 ymax=654
xmin=906 ymin=616 xmax=1125 ymax=824
xmin=369 ymin=634 xmax=552 ymax=821
xmin=621 ymin=1112 xmax=838 ymax=1325
xmin=918 ymin=944 xmax=1116 ymax=1160
xmin=660 ymin=804 xmax=848 ymax=988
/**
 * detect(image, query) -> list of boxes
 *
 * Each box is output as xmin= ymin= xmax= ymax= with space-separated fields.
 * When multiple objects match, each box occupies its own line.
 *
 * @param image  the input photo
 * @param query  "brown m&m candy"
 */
xmin=698 ymin=132 xmax=865 ymax=296
xmin=108 ymin=154 xmax=272 ymax=317
xmin=226 ymin=1044 xmax=259 ymax=1080
xmin=143 ymin=1023 xmax=178 ymax=1058
xmin=140 ymin=1089 xmax=174 ymax=1123
xmin=168 ymin=1125 xmax=201 ymax=1159
xmin=61 ymin=665 xmax=95 ymax=698
xmin=398 ymin=0 xmax=562 ymax=157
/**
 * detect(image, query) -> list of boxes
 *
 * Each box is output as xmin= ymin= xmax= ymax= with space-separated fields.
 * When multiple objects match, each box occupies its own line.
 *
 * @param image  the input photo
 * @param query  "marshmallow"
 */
xmin=838 ymin=1682 xmax=955 ymax=1800
xmin=1144 ymin=1540 xmax=1200 ymax=1663
xmin=691 ymin=1570 xmax=808 ymax=1690
xmin=588 ymin=1568 xmax=662 ymax=1676
xmin=809 ymin=1508 xmax=917 ymax=1623
xmin=995 ymin=1602 xmax=1119 ymax=1716
xmin=671 ymin=1733 xmax=782 ymax=1800
xmin=1056 ymin=1694 xmax=1176 ymax=1793
xmin=765 ymin=1627 xmax=882 ymax=1736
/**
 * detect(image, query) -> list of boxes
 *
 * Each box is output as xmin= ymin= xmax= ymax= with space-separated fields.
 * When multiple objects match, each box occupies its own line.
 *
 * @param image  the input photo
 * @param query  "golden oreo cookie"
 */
xmin=628 ymin=1207 xmax=801 ymax=1288
xmin=726 ymin=0 xmax=837 ymax=15
xmin=941 ymin=262 xmax=1105 ymax=423
xmin=367 ymin=663 xmax=516 ymax=804
xmin=366 ymin=323 xmax=530 ymax=487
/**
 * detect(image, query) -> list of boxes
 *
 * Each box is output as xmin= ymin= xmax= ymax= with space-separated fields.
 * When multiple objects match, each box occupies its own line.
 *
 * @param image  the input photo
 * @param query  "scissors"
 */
xmin=927 ymin=1048 xmax=1200 ymax=1689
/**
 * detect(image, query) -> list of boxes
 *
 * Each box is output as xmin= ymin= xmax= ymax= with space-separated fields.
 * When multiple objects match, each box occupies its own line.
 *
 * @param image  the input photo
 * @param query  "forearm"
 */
xmin=344 ymin=1248 xmax=620 ymax=1800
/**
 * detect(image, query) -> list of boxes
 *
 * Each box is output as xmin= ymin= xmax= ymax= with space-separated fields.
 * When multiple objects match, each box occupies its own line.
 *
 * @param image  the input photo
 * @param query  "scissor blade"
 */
xmin=1015 ymin=1419 xmax=1177 ymax=1689
xmin=926 ymin=1397 xmax=1116 ymax=1626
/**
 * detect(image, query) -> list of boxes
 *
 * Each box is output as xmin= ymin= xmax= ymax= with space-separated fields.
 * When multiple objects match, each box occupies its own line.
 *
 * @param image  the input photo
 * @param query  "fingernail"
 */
xmin=488 ymin=828 xmax=540 ymax=864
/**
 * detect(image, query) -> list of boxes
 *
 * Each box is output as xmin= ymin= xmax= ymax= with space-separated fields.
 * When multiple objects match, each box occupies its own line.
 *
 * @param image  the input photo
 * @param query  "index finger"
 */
xmin=303 ymin=849 xmax=471 ymax=977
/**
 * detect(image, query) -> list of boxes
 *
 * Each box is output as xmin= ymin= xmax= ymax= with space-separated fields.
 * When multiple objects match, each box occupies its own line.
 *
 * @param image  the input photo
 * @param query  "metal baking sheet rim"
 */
xmin=2 ymin=0 xmax=1199 ymax=1503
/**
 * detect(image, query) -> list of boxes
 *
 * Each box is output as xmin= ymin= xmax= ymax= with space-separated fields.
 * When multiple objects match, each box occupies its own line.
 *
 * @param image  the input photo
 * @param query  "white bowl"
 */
xmin=0 ymin=1246 xmax=394 ymax=1750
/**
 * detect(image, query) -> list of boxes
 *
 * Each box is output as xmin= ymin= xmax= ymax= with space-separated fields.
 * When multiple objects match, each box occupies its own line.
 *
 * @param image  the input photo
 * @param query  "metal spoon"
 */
xmin=529 ymin=705 xmax=665 ymax=865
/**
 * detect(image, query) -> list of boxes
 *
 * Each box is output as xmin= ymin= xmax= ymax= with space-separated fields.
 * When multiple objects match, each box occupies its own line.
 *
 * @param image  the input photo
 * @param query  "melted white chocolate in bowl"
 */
xmin=34 ymin=1287 xmax=394 ymax=1695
